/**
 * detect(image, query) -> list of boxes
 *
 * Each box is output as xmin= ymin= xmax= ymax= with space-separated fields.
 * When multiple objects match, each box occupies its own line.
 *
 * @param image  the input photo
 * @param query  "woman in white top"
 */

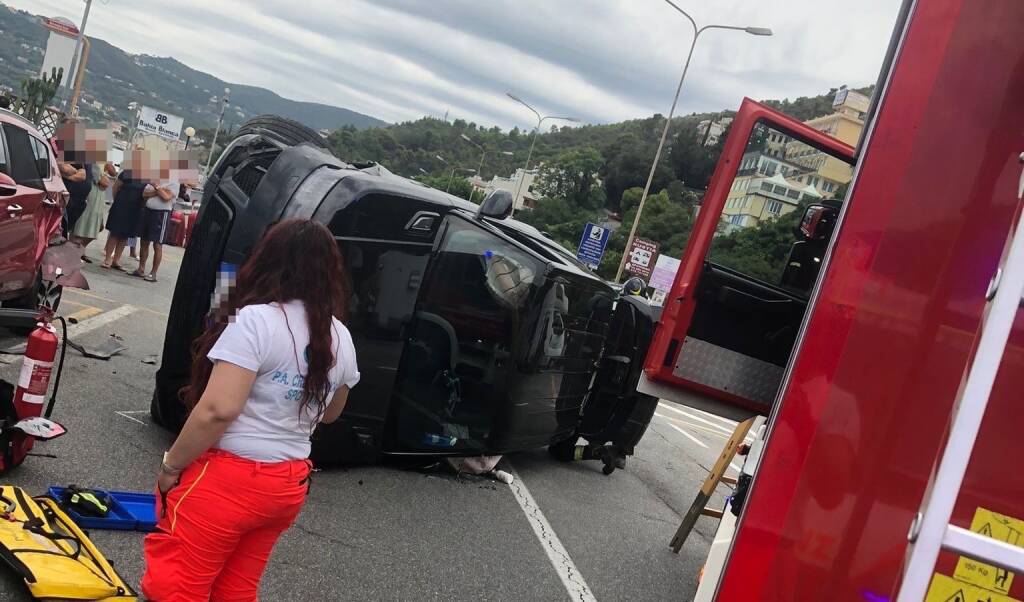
xmin=142 ymin=219 xmax=359 ymax=601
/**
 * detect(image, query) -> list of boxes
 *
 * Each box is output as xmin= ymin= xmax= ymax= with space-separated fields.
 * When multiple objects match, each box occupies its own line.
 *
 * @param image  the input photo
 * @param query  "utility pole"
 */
xmin=203 ymin=88 xmax=231 ymax=181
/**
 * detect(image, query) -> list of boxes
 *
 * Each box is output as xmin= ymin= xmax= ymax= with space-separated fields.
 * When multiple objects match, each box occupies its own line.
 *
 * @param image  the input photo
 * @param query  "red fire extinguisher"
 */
xmin=12 ymin=321 xmax=59 ymax=458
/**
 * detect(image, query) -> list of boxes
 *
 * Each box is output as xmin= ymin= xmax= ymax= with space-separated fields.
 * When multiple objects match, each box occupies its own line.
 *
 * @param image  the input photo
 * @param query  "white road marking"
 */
xmin=114 ymin=410 xmax=148 ymax=425
xmin=658 ymin=402 xmax=757 ymax=443
xmin=506 ymin=464 xmax=597 ymax=602
xmin=66 ymin=304 xmax=138 ymax=338
xmin=730 ymin=463 xmax=743 ymax=473
xmin=658 ymin=402 xmax=732 ymax=433
xmin=665 ymin=422 xmax=708 ymax=449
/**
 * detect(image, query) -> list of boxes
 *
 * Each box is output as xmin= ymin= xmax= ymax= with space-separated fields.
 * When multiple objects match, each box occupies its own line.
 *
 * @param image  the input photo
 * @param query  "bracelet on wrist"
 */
xmin=161 ymin=452 xmax=183 ymax=475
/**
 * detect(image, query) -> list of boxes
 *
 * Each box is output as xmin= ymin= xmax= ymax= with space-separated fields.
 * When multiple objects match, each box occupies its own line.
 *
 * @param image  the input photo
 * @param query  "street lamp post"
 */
xmin=203 ymin=88 xmax=231 ymax=181
xmin=505 ymin=93 xmax=579 ymax=216
xmin=183 ymin=126 xmax=196 ymax=150
xmin=460 ymin=133 xmax=488 ymax=202
xmin=436 ymin=154 xmax=457 ymax=192
xmin=613 ymin=0 xmax=771 ymax=282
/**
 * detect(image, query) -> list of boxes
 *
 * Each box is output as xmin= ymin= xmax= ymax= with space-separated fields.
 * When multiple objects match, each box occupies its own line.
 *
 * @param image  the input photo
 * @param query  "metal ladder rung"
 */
xmin=943 ymin=525 xmax=1024 ymax=574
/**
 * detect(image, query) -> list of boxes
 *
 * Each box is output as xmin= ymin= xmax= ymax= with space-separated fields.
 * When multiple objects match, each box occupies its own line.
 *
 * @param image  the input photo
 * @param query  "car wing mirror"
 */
xmin=477 ymin=189 xmax=514 ymax=220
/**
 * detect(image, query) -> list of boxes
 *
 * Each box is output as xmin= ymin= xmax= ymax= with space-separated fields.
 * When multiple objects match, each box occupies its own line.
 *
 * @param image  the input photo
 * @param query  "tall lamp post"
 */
xmin=460 ymin=133 xmax=487 ymax=202
xmin=203 ymin=87 xmax=231 ymax=181
xmin=183 ymin=126 xmax=196 ymax=150
xmin=435 ymin=154 xmax=457 ymax=192
xmin=613 ymin=0 xmax=771 ymax=282
xmin=505 ymin=92 xmax=579 ymax=216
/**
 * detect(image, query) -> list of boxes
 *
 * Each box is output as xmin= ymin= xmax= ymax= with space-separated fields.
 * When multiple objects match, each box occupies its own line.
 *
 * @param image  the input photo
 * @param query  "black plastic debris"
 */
xmin=68 ymin=334 xmax=126 ymax=360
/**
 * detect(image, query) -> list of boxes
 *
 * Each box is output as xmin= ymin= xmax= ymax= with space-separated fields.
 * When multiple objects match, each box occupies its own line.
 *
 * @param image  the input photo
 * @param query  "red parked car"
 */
xmin=0 ymin=110 xmax=67 ymax=311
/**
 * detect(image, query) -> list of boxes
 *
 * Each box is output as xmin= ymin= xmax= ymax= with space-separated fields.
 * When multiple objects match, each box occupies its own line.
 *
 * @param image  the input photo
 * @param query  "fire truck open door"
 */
xmin=638 ymin=99 xmax=855 ymax=420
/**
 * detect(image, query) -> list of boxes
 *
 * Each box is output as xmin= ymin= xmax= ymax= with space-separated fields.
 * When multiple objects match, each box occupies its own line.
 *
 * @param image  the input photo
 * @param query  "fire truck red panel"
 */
xmin=716 ymin=1 xmax=1024 ymax=599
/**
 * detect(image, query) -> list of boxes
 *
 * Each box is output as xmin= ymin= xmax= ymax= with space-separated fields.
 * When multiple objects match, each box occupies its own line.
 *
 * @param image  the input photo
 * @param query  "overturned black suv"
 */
xmin=153 ymin=116 xmax=657 ymax=468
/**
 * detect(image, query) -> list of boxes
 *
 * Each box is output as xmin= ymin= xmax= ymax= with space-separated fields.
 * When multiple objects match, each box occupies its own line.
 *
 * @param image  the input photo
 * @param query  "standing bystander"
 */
xmin=103 ymin=150 xmax=153 ymax=270
xmin=133 ymin=168 xmax=177 ymax=282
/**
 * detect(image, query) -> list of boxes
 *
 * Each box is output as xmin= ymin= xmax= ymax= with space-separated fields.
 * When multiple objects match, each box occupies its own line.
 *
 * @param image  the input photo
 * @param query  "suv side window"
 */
xmin=29 ymin=136 xmax=51 ymax=181
xmin=0 ymin=130 xmax=8 ymax=175
xmin=2 ymin=123 xmax=44 ymax=190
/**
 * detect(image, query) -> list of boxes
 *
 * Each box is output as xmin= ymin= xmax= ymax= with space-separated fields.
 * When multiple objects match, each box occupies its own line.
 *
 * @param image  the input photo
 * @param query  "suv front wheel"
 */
xmin=2 ymin=270 xmax=62 ymax=314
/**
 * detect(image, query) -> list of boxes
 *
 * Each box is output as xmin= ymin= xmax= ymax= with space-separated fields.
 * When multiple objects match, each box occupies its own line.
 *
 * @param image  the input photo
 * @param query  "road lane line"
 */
xmin=664 ymin=422 xmax=709 ymax=449
xmin=65 ymin=289 xmax=168 ymax=318
xmin=657 ymin=403 xmax=734 ymax=434
xmin=67 ymin=304 xmax=139 ymax=338
xmin=653 ymin=412 xmax=727 ymax=438
xmin=506 ymin=464 xmax=597 ymax=602
xmin=658 ymin=403 xmax=757 ymax=442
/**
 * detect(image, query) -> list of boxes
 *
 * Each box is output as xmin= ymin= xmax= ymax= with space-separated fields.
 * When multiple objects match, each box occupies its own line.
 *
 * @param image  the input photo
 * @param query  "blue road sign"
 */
xmin=576 ymin=222 xmax=611 ymax=270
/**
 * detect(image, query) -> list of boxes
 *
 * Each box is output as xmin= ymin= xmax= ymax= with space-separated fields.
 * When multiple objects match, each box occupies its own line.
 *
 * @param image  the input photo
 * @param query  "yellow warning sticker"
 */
xmin=926 ymin=573 xmax=1021 ymax=602
xmin=954 ymin=508 xmax=1024 ymax=594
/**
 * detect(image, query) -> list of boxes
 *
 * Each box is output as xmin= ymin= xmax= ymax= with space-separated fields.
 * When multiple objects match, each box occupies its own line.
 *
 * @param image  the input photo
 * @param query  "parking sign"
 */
xmin=576 ymin=222 xmax=610 ymax=270
xmin=624 ymin=238 xmax=659 ymax=280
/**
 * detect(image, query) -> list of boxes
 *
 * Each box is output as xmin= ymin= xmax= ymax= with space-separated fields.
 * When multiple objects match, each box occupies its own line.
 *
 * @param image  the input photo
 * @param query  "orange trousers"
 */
xmin=141 ymin=449 xmax=311 ymax=602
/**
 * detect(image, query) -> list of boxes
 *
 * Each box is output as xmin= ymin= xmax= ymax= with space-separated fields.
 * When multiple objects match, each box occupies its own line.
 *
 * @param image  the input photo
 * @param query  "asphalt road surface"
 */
xmin=0 ymin=234 xmax=748 ymax=601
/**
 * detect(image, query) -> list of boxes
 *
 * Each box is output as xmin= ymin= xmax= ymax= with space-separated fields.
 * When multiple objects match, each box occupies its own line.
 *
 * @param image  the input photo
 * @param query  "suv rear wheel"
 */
xmin=234 ymin=115 xmax=330 ymax=150
xmin=2 ymin=271 xmax=61 ymax=314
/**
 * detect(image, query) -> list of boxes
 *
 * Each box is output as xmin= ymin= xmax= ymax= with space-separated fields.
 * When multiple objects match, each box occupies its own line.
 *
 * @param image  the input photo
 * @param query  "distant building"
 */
xmin=761 ymin=87 xmax=869 ymax=200
xmin=471 ymin=168 xmax=541 ymax=210
xmin=695 ymin=117 xmax=733 ymax=147
xmin=722 ymin=164 xmax=821 ymax=232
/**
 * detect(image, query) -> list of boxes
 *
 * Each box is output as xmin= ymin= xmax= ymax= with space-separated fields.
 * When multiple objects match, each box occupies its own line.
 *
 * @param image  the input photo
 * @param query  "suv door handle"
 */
xmin=6 ymin=203 xmax=23 ymax=214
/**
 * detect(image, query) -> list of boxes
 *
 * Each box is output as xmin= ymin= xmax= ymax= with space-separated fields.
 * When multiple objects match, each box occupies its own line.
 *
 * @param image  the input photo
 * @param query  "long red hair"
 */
xmin=183 ymin=219 xmax=349 ymax=420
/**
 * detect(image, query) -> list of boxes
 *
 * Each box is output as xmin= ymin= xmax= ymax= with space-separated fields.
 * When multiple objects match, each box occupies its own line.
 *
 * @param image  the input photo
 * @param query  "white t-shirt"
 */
xmin=207 ymin=300 xmax=360 ymax=462
xmin=143 ymin=180 xmax=178 ymax=211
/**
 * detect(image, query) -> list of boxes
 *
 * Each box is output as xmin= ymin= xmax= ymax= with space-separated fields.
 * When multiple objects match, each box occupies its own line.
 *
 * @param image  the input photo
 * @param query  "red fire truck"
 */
xmin=639 ymin=0 xmax=1024 ymax=599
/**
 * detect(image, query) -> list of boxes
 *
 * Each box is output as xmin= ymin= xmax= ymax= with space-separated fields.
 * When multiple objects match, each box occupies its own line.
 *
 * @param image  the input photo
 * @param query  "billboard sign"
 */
xmin=648 ymin=254 xmax=680 ymax=294
xmin=624 ymin=237 xmax=659 ymax=280
xmin=576 ymin=222 xmax=610 ymax=270
xmin=137 ymin=106 xmax=184 ymax=141
xmin=41 ymin=17 xmax=80 ymax=89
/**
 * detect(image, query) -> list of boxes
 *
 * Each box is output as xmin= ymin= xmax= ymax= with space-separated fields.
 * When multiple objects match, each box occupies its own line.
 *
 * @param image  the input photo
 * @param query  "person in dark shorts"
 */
xmin=103 ymin=153 xmax=155 ymax=270
xmin=134 ymin=173 xmax=175 ymax=282
xmin=59 ymin=161 xmax=90 ymax=236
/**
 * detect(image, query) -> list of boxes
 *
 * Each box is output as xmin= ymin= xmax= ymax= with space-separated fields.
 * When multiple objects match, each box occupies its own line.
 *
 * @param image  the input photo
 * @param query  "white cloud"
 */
xmin=7 ymin=0 xmax=902 ymax=129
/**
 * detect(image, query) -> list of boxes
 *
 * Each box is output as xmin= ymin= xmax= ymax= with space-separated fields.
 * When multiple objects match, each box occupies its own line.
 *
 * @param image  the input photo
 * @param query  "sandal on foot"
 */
xmin=144 ymin=274 xmax=157 ymax=282
xmin=110 ymin=264 xmax=126 ymax=272
xmin=130 ymin=269 xmax=145 ymax=277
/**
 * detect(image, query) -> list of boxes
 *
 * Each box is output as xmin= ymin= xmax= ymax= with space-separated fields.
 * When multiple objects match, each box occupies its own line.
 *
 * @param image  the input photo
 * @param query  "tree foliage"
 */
xmin=708 ymin=204 xmax=806 ymax=284
xmin=536 ymin=148 xmax=606 ymax=210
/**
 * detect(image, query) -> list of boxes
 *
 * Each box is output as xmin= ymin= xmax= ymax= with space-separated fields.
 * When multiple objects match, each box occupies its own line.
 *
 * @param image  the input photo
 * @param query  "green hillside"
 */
xmin=0 ymin=3 xmax=385 ymax=130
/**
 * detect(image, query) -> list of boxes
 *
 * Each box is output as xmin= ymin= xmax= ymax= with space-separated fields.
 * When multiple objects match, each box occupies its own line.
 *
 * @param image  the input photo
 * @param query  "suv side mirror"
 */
xmin=477 ymin=189 xmax=514 ymax=220
xmin=0 ymin=172 xmax=17 ymax=197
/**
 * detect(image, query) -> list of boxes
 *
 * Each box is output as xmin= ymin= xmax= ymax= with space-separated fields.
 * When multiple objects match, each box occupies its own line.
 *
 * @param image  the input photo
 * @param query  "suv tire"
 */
xmin=2 ymin=271 xmax=61 ymax=314
xmin=234 ymin=115 xmax=330 ymax=149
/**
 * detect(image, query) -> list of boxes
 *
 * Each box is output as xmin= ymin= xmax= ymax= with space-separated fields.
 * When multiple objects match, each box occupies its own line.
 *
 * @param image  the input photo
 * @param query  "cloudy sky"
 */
xmin=11 ymin=0 xmax=902 ymax=130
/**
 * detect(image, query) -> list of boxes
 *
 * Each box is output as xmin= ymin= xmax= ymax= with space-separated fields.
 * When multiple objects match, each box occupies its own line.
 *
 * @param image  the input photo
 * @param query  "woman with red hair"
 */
xmin=142 ymin=219 xmax=359 ymax=601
